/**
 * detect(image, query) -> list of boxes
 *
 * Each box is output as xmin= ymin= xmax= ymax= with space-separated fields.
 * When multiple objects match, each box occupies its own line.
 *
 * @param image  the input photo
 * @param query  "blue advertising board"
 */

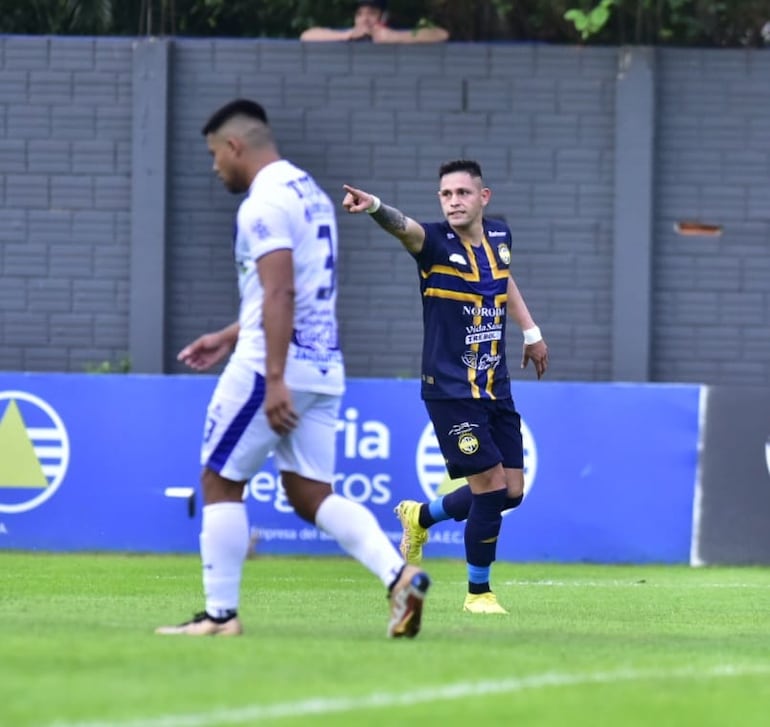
xmin=0 ymin=373 xmax=701 ymax=563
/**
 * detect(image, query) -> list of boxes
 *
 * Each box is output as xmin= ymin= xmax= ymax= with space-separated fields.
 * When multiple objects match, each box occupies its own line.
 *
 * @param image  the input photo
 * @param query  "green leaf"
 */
xmin=564 ymin=9 xmax=585 ymax=22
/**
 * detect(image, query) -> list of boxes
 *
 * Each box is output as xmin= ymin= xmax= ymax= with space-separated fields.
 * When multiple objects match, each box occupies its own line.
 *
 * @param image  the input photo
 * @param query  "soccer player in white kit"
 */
xmin=155 ymin=99 xmax=429 ymax=638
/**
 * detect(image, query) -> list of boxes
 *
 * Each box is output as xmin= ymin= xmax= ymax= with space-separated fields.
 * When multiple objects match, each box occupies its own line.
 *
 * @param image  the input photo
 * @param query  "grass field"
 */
xmin=1 ymin=552 xmax=769 ymax=727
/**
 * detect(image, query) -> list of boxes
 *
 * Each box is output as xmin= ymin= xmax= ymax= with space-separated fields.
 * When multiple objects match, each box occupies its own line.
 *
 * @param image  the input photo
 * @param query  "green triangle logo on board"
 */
xmin=0 ymin=399 xmax=48 ymax=488
xmin=436 ymin=470 xmax=466 ymax=495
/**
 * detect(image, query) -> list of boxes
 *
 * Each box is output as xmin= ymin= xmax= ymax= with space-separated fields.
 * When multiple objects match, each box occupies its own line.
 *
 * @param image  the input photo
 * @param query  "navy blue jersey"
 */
xmin=413 ymin=218 xmax=513 ymax=400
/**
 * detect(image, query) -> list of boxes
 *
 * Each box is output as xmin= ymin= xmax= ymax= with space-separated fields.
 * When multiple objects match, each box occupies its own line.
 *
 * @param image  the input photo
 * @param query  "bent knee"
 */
xmin=505 ymin=468 xmax=525 ymax=498
xmin=201 ymin=467 xmax=245 ymax=504
xmin=281 ymin=472 xmax=333 ymax=523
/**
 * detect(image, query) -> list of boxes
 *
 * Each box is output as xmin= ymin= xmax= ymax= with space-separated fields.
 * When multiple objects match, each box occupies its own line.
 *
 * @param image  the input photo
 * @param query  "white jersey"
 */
xmin=231 ymin=159 xmax=345 ymax=395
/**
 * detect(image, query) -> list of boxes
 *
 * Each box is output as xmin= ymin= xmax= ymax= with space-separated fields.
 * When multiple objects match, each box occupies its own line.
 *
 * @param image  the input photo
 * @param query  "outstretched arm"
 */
xmin=300 ymin=26 xmax=356 ymax=41
xmin=372 ymin=25 xmax=449 ymax=44
xmin=342 ymin=184 xmax=426 ymax=254
xmin=506 ymin=276 xmax=549 ymax=380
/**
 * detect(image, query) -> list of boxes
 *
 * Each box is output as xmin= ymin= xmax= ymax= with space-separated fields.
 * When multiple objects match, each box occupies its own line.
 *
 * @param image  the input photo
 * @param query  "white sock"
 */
xmin=200 ymin=502 xmax=249 ymax=617
xmin=315 ymin=494 xmax=404 ymax=589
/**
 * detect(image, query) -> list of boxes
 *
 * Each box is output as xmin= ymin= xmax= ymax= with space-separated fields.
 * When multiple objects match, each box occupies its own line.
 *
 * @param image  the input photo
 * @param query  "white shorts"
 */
xmin=200 ymin=358 xmax=341 ymax=483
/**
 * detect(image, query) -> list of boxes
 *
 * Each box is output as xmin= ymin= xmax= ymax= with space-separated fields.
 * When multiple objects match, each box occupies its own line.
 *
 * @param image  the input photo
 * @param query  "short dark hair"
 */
xmin=201 ymin=99 xmax=269 ymax=136
xmin=356 ymin=0 xmax=387 ymax=10
xmin=438 ymin=159 xmax=483 ymax=180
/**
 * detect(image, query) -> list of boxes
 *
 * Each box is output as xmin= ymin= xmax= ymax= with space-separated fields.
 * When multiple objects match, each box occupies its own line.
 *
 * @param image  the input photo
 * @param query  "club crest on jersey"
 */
xmin=447 ymin=422 xmax=480 ymax=455
xmin=457 ymin=433 xmax=479 ymax=455
xmin=251 ymin=218 xmax=271 ymax=240
xmin=497 ymin=244 xmax=511 ymax=265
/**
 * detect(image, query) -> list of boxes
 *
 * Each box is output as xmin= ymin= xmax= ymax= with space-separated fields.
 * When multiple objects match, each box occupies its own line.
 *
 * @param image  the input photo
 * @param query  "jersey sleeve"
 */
xmin=413 ymin=221 xmax=443 ymax=267
xmin=238 ymin=193 xmax=294 ymax=261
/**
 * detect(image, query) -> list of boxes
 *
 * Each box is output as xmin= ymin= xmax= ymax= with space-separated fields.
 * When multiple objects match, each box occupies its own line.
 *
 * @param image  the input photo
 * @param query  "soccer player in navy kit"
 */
xmin=156 ymin=99 xmax=429 ymax=638
xmin=343 ymin=160 xmax=548 ymax=613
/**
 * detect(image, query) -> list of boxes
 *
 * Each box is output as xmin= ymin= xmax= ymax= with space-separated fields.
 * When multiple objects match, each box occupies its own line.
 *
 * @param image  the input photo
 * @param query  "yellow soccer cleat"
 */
xmin=462 ymin=592 xmax=509 ymax=615
xmin=394 ymin=500 xmax=429 ymax=565
xmin=155 ymin=611 xmax=243 ymax=636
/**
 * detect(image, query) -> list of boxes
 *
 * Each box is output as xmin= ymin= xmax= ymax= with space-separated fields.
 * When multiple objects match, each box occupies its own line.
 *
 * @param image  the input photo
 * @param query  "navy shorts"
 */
xmin=424 ymin=397 xmax=523 ymax=479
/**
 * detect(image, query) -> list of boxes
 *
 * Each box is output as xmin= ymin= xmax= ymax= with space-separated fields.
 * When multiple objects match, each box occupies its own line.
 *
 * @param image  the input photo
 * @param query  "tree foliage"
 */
xmin=1 ymin=0 xmax=769 ymax=46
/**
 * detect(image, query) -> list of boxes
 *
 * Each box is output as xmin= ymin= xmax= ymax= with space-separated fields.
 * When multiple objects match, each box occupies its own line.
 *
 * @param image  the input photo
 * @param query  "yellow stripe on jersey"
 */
xmin=422 ymin=288 xmax=482 ymax=304
xmin=484 ymin=292 xmax=509 ymax=397
xmin=419 ymin=264 xmax=478 ymax=281
xmin=480 ymin=237 xmax=512 ymax=280
xmin=423 ymin=288 xmax=484 ymax=398
xmin=419 ymin=236 xmax=509 ymax=281
xmin=419 ymin=239 xmax=479 ymax=281
xmin=421 ymin=234 xmax=510 ymax=399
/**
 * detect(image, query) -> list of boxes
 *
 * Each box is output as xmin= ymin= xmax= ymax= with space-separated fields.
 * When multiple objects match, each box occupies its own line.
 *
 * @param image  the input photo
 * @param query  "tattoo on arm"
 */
xmin=371 ymin=204 xmax=408 ymax=236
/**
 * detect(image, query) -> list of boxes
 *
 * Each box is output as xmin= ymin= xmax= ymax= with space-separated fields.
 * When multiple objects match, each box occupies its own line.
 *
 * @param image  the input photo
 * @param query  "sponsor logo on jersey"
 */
xmin=462 ymin=304 xmax=505 ymax=317
xmin=448 ymin=422 xmax=479 ymax=436
xmin=449 ymin=253 xmax=468 ymax=266
xmin=461 ymin=350 xmax=502 ymax=371
xmin=465 ymin=330 xmax=502 ymax=345
xmin=0 ymin=392 xmax=70 ymax=514
xmin=488 ymin=230 xmax=507 ymax=238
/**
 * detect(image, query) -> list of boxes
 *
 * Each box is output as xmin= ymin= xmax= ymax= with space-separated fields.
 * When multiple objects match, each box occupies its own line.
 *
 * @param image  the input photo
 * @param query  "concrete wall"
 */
xmin=1 ymin=37 xmax=769 ymax=384
xmin=0 ymin=37 xmax=133 ymax=372
xmin=653 ymin=49 xmax=770 ymax=385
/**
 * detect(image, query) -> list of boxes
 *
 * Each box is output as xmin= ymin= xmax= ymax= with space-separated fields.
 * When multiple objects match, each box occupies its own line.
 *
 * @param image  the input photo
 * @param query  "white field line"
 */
xmin=229 ymin=578 xmax=770 ymax=590
xmin=501 ymin=579 xmax=770 ymax=588
xmin=50 ymin=663 xmax=770 ymax=727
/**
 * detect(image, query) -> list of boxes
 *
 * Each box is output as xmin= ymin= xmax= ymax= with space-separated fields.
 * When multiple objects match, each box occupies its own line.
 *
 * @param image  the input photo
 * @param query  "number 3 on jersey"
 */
xmin=316 ymin=224 xmax=336 ymax=300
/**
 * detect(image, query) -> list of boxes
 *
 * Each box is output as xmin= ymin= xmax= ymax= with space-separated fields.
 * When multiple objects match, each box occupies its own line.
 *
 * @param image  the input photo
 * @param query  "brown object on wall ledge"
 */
xmin=674 ymin=221 xmax=723 ymax=236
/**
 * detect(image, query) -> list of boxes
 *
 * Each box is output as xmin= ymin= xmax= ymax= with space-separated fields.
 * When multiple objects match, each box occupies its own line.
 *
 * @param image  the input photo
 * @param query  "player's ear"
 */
xmin=481 ymin=187 xmax=492 ymax=206
xmin=227 ymin=135 xmax=244 ymax=156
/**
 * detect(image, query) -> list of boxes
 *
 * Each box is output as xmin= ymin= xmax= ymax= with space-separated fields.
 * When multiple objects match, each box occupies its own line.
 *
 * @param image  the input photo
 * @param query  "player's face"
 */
xmin=206 ymin=133 xmax=248 ymax=194
xmin=354 ymin=6 xmax=383 ymax=33
xmin=437 ymin=172 xmax=490 ymax=229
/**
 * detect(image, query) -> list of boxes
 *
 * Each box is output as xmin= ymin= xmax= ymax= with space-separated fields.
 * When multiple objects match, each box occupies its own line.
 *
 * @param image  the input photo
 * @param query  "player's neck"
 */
xmin=247 ymin=148 xmax=282 ymax=181
xmin=450 ymin=221 xmax=484 ymax=246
